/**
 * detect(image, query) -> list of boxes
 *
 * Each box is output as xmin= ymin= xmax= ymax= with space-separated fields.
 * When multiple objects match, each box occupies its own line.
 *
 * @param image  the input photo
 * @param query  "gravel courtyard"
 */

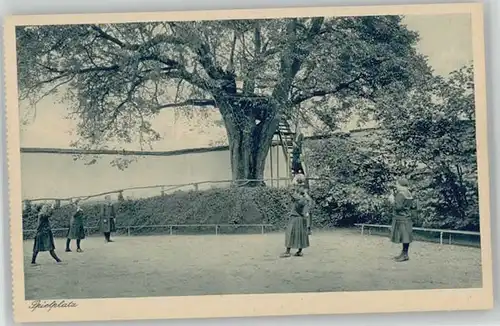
xmin=24 ymin=230 xmax=482 ymax=300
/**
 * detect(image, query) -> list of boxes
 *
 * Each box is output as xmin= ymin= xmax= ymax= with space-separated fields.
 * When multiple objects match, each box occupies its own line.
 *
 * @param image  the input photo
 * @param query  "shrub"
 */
xmin=304 ymin=133 xmax=395 ymax=228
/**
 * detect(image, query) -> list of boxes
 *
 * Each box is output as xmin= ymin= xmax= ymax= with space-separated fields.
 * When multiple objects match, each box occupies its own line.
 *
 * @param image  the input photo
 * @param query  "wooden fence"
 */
xmin=24 ymin=178 xmax=298 ymax=204
xmin=23 ymin=222 xmax=481 ymax=247
xmin=23 ymin=223 xmax=274 ymax=237
xmin=23 ymin=176 xmax=327 ymax=208
xmin=354 ymin=223 xmax=480 ymax=246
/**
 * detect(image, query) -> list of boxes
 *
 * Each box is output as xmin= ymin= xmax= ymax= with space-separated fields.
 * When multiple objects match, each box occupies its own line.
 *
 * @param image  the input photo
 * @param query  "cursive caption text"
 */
xmin=29 ymin=300 xmax=78 ymax=312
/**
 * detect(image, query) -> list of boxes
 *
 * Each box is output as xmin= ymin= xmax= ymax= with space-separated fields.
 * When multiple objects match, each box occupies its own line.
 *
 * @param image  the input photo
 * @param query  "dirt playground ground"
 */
xmin=23 ymin=230 xmax=482 ymax=300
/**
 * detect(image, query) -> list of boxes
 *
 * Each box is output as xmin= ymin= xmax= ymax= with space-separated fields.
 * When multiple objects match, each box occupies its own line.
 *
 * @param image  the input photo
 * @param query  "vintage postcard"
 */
xmin=3 ymin=2 xmax=493 ymax=323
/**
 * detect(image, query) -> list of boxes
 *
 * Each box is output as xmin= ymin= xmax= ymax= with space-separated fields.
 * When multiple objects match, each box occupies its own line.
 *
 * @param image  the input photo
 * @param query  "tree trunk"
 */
xmin=220 ymin=102 xmax=279 ymax=187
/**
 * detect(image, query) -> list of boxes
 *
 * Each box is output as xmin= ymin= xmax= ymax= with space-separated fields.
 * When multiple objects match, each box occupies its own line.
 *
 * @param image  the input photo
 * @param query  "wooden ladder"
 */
xmin=274 ymin=119 xmax=307 ymax=180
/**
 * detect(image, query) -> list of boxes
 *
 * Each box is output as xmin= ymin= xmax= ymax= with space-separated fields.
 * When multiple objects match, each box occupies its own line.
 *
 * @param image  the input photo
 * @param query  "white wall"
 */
xmin=20 ymin=146 xmax=290 ymax=201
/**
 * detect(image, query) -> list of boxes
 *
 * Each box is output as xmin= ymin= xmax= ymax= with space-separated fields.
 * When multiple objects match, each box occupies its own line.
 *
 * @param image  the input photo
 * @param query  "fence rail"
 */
xmin=23 ymin=223 xmax=275 ymax=237
xmin=24 ymin=178 xmax=296 ymax=203
xmin=24 ymin=177 xmax=327 ymax=204
xmin=354 ymin=223 xmax=480 ymax=245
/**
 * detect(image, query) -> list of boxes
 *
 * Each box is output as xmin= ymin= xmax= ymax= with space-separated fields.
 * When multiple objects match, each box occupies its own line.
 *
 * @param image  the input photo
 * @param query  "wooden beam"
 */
xmin=270 ymin=144 xmax=274 ymax=187
xmin=20 ymin=122 xmax=475 ymax=157
xmin=276 ymin=144 xmax=280 ymax=188
xmin=20 ymin=145 xmax=231 ymax=157
xmin=19 ymin=127 xmax=390 ymax=157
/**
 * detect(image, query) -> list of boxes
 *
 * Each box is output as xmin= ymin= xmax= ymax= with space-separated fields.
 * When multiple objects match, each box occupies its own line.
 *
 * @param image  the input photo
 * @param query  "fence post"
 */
xmin=169 ymin=226 xmax=173 ymax=235
xmin=127 ymin=227 xmax=130 ymax=236
xmin=215 ymin=225 xmax=218 ymax=235
xmin=361 ymin=224 xmax=364 ymax=235
xmin=261 ymin=225 xmax=264 ymax=234
xmin=194 ymin=183 xmax=199 ymax=191
xmin=440 ymin=232 xmax=443 ymax=245
xmin=449 ymin=233 xmax=452 ymax=245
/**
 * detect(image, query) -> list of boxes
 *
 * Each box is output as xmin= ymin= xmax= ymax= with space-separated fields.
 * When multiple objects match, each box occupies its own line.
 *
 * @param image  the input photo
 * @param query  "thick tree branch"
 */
xmin=39 ymin=62 xmax=119 ymax=75
xmin=228 ymin=31 xmax=237 ymax=72
xmin=88 ymin=25 xmax=213 ymax=92
xmin=306 ymin=18 xmax=325 ymax=42
xmin=91 ymin=25 xmax=185 ymax=51
xmin=161 ymin=68 xmax=211 ymax=92
xmin=155 ymin=99 xmax=216 ymax=110
xmin=291 ymin=56 xmax=391 ymax=105
xmin=167 ymin=22 xmax=226 ymax=82
xmin=272 ymin=17 xmax=325 ymax=104
xmin=31 ymin=48 xmax=211 ymax=99
xmin=242 ymin=23 xmax=262 ymax=95
xmin=88 ymin=24 xmax=222 ymax=93
xmin=91 ymin=25 xmax=127 ymax=48
xmin=292 ymin=73 xmax=365 ymax=104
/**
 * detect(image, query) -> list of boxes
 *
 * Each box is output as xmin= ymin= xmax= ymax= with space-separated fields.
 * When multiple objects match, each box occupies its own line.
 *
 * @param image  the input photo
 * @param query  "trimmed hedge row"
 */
xmin=25 ymin=182 xmax=475 ymax=239
xmin=23 ymin=187 xmax=304 ymax=238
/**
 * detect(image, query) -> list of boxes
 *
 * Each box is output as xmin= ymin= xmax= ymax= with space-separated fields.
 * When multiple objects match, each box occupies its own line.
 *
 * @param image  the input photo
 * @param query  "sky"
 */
xmin=19 ymin=14 xmax=473 ymax=152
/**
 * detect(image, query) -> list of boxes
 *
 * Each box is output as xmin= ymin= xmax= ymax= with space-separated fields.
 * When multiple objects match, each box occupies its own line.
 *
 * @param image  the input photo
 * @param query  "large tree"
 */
xmin=17 ymin=15 xmax=430 ymax=185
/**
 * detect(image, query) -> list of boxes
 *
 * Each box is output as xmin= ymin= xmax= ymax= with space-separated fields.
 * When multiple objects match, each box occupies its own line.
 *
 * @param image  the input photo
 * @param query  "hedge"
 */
xmin=23 ymin=187 xmax=299 ymax=238
xmin=23 ymin=182 xmax=478 ymax=240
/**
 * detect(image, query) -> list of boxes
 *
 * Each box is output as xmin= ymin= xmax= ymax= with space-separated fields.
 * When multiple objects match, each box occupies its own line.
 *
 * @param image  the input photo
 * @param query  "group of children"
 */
xmin=30 ymin=195 xmax=117 ymax=265
xmin=29 ymin=174 xmax=416 ymax=265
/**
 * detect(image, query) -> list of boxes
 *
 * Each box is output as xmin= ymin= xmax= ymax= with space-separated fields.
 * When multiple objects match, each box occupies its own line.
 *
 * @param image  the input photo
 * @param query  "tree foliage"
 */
xmin=17 ymin=16 xmax=430 ymax=183
xmin=306 ymin=65 xmax=479 ymax=230
xmin=306 ymin=131 xmax=394 ymax=227
xmin=381 ymin=65 xmax=479 ymax=230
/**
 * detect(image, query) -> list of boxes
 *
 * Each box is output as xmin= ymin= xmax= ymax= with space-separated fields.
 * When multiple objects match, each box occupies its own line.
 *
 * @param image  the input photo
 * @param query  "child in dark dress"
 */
xmin=291 ymin=134 xmax=304 ymax=175
xmin=280 ymin=174 xmax=311 ymax=258
xmin=389 ymin=178 xmax=417 ymax=262
xmin=66 ymin=199 xmax=85 ymax=252
xmin=31 ymin=204 xmax=62 ymax=265
xmin=99 ymin=195 xmax=117 ymax=243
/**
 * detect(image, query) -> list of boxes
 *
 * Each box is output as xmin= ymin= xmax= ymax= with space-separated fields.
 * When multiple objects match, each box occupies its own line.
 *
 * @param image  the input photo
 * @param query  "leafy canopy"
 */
xmin=17 ymin=16 xmax=430 ymax=154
